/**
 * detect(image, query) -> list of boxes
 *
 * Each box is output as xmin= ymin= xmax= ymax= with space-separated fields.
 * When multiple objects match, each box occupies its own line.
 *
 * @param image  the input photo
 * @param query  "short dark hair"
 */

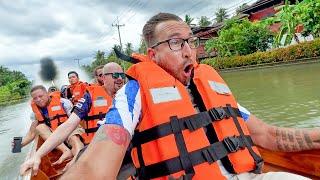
xmin=143 ymin=13 xmax=182 ymax=47
xmin=48 ymin=86 xmax=58 ymax=92
xmin=94 ymin=65 xmax=104 ymax=76
xmin=30 ymin=85 xmax=47 ymax=94
xmin=68 ymin=71 xmax=78 ymax=78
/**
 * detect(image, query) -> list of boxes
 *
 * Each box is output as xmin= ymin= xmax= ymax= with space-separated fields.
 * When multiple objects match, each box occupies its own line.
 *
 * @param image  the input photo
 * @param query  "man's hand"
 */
xmin=19 ymin=154 xmax=41 ymax=176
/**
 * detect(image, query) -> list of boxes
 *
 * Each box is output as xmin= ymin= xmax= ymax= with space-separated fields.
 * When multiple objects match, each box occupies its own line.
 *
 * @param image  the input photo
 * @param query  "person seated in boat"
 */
xmin=48 ymin=86 xmax=60 ymax=98
xmin=66 ymin=71 xmax=88 ymax=104
xmin=60 ymin=13 xmax=320 ymax=179
xmin=91 ymin=65 xmax=104 ymax=86
xmin=20 ymin=62 xmax=125 ymax=175
xmin=26 ymin=85 xmax=84 ymax=165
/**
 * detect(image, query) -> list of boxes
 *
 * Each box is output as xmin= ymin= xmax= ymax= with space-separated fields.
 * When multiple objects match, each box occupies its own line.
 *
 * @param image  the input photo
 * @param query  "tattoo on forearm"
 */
xmin=281 ymin=130 xmax=287 ymax=142
xmin=275 ymin=128 xmax=284 ymax=151
xmin=92 ymin=125 xmax=131 ymax=147
xmin=274 ymin=127 xmax=320 ymax=152
xmin=295 ymin=130 xmax=305 ymax=149
xmin=303 ymin=132 xmax=314 ymax=149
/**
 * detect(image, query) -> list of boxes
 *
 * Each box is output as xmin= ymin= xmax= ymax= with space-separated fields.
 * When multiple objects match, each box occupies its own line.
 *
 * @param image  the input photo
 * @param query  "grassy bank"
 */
xmin=0 ymin=96 xmax=29 ymax=107
xmin=202 ymin=39 xmax=320 ymax=70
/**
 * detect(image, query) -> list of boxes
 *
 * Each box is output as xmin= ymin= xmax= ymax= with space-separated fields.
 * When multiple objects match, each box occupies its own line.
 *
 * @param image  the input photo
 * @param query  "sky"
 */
xmin=0 ymin=0 xmax=256 ymax=82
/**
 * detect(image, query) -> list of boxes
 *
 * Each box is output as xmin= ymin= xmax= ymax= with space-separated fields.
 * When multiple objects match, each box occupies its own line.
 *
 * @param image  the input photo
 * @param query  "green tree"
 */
xmin=263 ymin=0 xmax=301 ymax=47
xmin=198 ymin=16 xmax=211 ymax=27
xmin=184 ymin=14 xmax=194 ymax=25
xmin=124 ymin=42 xmax=133 ymax=56
xmin=205 ymin=18 xmax=273 ymax=57
xmin=296 ymin=0 xmax=320 ymax=38
xmin=0 ymin=66 xmax=31 ymax=103
xmin=138 ymin=39 xmax=147 ymax=54
xmin=83 ymin=45 xmax=133 ymax=77
xmin=215 ymin=8 xmax=229 ymax=23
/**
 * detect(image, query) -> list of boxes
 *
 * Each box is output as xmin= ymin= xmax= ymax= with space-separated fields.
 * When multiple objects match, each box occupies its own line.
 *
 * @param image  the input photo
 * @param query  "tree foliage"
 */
xmin=297 ymin=0 xmax=320 ymax=38
xmin=0 ymin=66 xmax=31 ymax=103
xmin=125 ymin=42 xmax=134 ymax=56
xmin=184 ymin=14 xmax=194 ymax=25
xmin=198 ymin=16 xmax=211 ymax=27
xmin=83 ymin=45 xmax=133 ymax=78
xmin=262 ymin=0 xmax=301 ymax=47
xmin=138 ymin=39 xmax=147 ymax=54
xmin=215 ymin=8 xmax=229 ymax=23
xmin=205 ymin=18 xmax=273 ymax=57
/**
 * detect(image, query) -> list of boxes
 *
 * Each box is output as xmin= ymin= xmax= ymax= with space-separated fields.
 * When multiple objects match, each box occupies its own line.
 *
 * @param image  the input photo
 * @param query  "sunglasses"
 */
xmin=97 ymin=74 xmax=103 ymax=77
xmin=104 ymin=72 xmax=126 ymax=79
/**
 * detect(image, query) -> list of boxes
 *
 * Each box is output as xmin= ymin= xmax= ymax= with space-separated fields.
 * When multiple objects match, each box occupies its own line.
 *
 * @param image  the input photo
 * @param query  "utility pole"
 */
xmin=74 ymin=59 xmax=80 ymax=67
xmin=112 ymin=17 xmax=125 ymax=51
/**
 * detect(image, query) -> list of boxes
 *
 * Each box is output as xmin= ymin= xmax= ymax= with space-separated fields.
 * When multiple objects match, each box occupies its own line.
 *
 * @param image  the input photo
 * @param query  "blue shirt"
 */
xmin=105 ymin=80 xmax=251 ymax=136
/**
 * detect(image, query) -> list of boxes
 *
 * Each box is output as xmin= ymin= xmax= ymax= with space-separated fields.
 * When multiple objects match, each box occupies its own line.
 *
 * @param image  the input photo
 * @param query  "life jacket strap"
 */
xmin=136 ymin=135 xmax=253 ymax=179
xmin=84 ymin=112 xmax=106 ymax=121
xmin=132 ymin=107 xmax=241 ymax=147
xmin=226 ymin=104 xmax=263 ymax=173
xmin=170 ymin=116 xmax=195 ymax=179
xmin=84 ymin=127 xmax=99 ymax=134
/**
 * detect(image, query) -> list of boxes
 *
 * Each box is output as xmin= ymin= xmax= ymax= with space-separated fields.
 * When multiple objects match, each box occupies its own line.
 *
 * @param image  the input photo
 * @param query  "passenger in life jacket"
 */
xmin=48 ymin=86 xmax=60 ymax=98
xmin=20 ymin=62 xmax=125 ymax=176
xmin=60 ymin=13 xmax=320 ymax=180
xmin=21 ymin=85 xmax=84 ymax=166
xmin=66 ymin=71 xmax=88 ymax=104
xmin=91 ymin=65 xmax=104 ymax=86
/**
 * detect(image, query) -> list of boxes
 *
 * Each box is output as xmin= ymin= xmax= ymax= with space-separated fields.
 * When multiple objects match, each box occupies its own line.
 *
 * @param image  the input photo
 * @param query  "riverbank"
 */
xmin=202 ymin=38 xmax=320 ymax=70
xmin=219 ymin=57 xmax=320 ymax=73
xmin=0 ymin=96 xmax=29 ymax=107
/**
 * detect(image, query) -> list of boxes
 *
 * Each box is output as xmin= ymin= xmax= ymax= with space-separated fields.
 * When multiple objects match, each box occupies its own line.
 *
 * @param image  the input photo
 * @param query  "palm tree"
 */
xmin=184 ymin=14 xmax=194 ymax=25
xmin=215 ymin=8 xmax=229 ymax=23
xmin=198 ymin=16 xmax=211 ymax=27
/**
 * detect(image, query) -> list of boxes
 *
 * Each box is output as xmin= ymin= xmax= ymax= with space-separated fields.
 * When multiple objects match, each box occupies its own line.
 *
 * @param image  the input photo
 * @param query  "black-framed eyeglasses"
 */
xmin=104 ymin=72 xmax=126 ymax=79
xmin=151 ymin=36 xmax=200 ymax=51
xmin=97 ymin=74 xmax=103 ymax=77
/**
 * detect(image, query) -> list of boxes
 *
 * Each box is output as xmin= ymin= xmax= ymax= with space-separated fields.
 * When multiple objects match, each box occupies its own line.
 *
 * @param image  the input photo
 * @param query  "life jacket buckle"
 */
xmin=223 ymin=136 xmax=240 ymax=153
xmin=209 ymin=107 xmax=229 ymax=120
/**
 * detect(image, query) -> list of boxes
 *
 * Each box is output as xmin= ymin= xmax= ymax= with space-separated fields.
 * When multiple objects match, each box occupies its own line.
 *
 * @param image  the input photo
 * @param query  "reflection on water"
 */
xmin=222 ymin=62 xmax=320 ymax=128
xmin=0 ymin=101 xmax=32 ymax=180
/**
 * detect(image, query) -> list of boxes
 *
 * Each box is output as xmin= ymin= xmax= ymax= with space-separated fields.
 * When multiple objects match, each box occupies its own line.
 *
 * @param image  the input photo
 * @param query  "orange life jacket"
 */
xmin=68 ymin=81 xmax=87 ymax=104
xmin=49 ymin=91 xmax=61 ymax=99
xmin=126 ymin=60 xmax=263 ymax=180
xmin=80 ymin=85 xmax=112 ymax=144
xmin=31 ymin=95 xmax=68 ymax=131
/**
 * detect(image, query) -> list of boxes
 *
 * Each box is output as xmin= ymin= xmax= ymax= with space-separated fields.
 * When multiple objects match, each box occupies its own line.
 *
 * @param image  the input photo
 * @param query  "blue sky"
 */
xmin=0 ymin=0 xmax=255 ymax=80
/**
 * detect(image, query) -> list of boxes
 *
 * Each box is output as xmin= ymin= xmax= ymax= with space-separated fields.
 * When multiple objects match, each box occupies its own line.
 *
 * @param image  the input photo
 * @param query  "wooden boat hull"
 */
xmin=259 ymin=147 xmax=320 ymax=179
xmin=20 ymin=136 xmax=70 ymax=180
xmin=20 ymin=138 xmax=320 ymax=179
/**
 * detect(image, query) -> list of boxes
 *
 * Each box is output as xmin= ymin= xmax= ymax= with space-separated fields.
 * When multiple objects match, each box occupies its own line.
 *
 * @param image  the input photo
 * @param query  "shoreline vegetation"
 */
xmin=202 ymin=38 xmax=320 ymax=71
xmin=0 ymin=66 xmax=31 ymax=106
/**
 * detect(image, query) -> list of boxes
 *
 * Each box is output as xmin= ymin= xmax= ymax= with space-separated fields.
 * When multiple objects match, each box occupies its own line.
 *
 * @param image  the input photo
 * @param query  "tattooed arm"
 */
xmin=61 ymin=124 xmax=131 ymax=179
xmin=247 ymin=115 xmax=320 ymax=152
